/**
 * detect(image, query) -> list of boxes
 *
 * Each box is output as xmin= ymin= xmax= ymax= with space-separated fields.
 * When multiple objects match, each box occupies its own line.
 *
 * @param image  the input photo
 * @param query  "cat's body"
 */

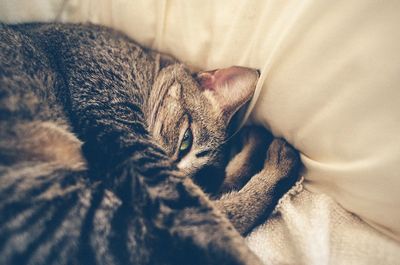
xmin=0 ymin=23 xmax=299 ymax=264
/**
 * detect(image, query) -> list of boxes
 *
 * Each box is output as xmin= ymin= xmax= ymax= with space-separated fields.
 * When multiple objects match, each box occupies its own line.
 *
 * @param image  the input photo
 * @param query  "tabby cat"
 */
xmin=0 ymin=23 xmax=299 ymax=265
xmin=149 ymin=65 xmax=300 ymax=234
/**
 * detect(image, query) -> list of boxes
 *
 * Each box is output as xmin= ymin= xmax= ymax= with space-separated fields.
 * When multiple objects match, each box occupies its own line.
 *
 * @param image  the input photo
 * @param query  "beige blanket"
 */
xmin=247 ymin=178 xmax=400 ymax=264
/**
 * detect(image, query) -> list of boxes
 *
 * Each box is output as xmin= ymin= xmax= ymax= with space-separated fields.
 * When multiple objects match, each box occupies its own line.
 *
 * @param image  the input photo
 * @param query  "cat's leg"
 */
xmin=215 ymin=138 xmax=300 ymax=235
xmin=219 ymin=126 xmax=273 ymax=194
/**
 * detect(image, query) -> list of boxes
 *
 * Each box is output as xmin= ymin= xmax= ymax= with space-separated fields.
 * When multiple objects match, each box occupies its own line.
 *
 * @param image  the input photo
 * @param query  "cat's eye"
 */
xmin=178 ymin=128 xmax=193 ymax=158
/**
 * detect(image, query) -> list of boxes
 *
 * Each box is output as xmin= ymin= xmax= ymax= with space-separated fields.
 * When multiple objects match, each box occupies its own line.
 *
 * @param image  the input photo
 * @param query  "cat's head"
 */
xmin=146 ymin=60 xmax=259 ymax=193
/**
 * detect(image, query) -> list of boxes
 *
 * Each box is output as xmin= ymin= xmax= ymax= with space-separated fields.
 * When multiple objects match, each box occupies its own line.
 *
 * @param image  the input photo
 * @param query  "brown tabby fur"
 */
xmin=0 ymin=22 xmax=300 ymax=265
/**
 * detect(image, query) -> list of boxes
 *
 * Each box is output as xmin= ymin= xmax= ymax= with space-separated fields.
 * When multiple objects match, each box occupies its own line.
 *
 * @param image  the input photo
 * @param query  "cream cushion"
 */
xmin=1 ymin=0 xmax=400 ymax=243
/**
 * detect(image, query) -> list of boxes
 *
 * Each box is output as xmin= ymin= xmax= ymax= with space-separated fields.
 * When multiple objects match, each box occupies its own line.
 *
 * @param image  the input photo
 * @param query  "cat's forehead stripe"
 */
xmin=148 ymin=72 xmax=175 ymax=130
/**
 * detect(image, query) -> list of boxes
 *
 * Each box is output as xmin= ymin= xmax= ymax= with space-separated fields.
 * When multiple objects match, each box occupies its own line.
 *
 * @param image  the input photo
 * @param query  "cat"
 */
xmin=0 ymin=22 xmax=262 ymax=265
xmin=148 ymin=65 xmax=300 ymax=234
xmin=0 ymin=22 xmax=299 ymax=264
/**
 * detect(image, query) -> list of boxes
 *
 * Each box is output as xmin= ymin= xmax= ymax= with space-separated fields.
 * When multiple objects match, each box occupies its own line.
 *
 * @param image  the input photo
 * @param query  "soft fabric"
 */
xmin=246 ymin=179 xmax=400 ymax=265
xmin=1 ymin=0 xmax=400 ymax=262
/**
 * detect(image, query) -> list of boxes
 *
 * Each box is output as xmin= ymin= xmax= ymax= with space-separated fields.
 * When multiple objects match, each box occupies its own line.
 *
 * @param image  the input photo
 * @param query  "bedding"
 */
xmin=246 ymin=178 xmax=400 ymax=264
xmin=1 ymin=0 xmax=400 ymax=263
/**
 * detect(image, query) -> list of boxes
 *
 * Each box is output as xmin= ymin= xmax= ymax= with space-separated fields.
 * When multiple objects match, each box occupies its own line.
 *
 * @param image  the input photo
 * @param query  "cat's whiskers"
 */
xmin=219 ymin=129 xmax=242 ymax=146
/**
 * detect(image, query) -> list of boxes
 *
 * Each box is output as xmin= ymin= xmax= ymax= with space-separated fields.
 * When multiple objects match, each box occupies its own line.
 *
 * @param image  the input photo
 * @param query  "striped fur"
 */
xmin=0 ymin=23 xmax=262 ymax=265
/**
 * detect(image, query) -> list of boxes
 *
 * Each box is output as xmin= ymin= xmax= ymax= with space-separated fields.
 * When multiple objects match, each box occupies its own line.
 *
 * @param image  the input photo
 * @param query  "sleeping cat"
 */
xmin=148 ymin=64 xmax=300 ymax=234
xmin=0 ymin=22 xmax=299 ymax=264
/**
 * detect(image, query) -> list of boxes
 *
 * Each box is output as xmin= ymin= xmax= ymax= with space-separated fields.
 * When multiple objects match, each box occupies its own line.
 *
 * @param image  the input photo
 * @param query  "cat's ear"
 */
xmin=196 ymin=66 xmax=259 ymax=122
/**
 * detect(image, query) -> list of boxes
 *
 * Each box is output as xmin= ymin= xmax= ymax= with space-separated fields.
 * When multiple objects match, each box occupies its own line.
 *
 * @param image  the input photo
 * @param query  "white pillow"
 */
xmin=2 ymin=0 xmax=400 ymax=241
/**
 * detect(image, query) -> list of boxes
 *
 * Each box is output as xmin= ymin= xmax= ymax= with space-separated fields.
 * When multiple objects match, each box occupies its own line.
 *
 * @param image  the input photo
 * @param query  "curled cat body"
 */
xmin=0 ymin=22 xmax=299 ymax=265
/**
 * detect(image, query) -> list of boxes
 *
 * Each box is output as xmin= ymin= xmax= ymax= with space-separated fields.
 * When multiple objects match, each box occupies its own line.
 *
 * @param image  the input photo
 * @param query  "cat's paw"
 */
xmin=264 ymin=138 xmax=300 ymax=181
xmin=220 ymin=126 xmax=272 ymax=193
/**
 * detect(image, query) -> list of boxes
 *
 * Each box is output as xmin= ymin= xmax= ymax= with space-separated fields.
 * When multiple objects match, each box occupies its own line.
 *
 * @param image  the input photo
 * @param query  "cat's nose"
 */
xmin=256 ymin=69 xmax=261 ymax=77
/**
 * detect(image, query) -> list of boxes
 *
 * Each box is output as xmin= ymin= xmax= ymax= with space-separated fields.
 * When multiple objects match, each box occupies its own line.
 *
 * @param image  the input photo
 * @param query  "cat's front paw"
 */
xmin=219 ymin=126 xmax=272 ymax=193
xmin=264 ymin=138 xmax=300 ymax=182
